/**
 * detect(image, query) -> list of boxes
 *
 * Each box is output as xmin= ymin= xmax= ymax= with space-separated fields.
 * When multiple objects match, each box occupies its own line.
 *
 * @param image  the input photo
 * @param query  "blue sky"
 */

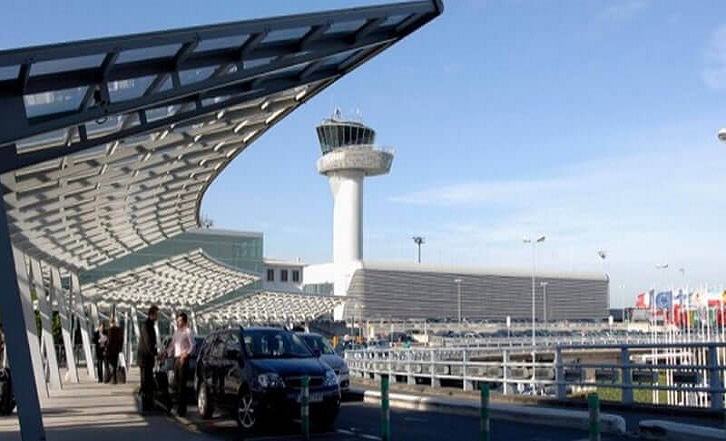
xmin=3 ymin=0 xmax=726 ymax=308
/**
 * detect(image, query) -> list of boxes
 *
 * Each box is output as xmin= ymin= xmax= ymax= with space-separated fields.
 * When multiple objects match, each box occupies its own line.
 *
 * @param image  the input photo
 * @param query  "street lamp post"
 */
xmin=454 ymin=278 xmax=462 ymax=331
xmin=523 ymin=235 xmax=546 ymax=349
xmin=412 ymin=236 xmax=425 ymax=264
xmin=540 ymin=281 xmax=548 ymax=325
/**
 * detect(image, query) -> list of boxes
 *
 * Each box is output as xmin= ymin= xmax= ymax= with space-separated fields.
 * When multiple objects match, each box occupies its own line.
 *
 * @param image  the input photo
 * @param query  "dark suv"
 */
xmin=195 ymin=326 xmax=341 ymax=432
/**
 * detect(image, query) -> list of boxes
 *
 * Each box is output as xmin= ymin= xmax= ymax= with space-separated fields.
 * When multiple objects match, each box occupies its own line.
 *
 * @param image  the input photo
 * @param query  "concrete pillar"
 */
xmin=51 ymin=267 xmax=78 ymax=383
xmin=30 ymin=258 xmax=61 ymax=391
xmin=0 ymin=209 xmax=47 ymax=440
xmin=70 ymin=273 xmax=95 ymax=381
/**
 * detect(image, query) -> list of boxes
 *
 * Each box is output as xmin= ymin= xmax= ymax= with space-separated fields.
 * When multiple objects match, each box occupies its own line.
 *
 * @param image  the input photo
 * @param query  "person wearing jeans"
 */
xmin=165 ymin=312 xmax=194 ymax=417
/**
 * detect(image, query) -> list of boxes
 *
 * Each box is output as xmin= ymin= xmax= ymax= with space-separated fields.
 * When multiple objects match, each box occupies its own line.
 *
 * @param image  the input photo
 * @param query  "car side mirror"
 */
xmin=312 ymin=348 xmax=321 ymax=358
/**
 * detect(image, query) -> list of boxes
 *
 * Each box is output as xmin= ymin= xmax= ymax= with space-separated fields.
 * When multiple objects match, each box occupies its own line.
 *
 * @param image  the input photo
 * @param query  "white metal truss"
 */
xmin=200 ymin=290 xmax=344 ymax=324
xmin=81 ymin=248 xmax=260 ymax=310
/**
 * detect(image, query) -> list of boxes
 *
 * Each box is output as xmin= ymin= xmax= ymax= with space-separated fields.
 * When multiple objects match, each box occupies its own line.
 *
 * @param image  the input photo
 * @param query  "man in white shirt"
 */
xmin=166 ymin=311 xmax=194 ymax=416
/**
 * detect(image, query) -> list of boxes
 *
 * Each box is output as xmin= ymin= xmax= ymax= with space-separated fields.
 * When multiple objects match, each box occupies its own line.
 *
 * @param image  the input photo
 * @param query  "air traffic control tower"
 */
xmin=316 ymin=110 xmax=393 ymax=266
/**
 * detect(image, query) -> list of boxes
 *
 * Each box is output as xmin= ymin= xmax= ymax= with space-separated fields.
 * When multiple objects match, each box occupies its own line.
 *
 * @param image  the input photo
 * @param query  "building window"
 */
xmin=266 ymin=269 xmax=274 ymax=282
xmin=292 ymin=270 xmax=300 ymax=283
xmin=280 ymin=269 xmax=288 ymax=282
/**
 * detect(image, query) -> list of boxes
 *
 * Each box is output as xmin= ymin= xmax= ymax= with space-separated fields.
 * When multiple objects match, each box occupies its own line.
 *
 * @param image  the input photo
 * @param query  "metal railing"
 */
xmin=344 ymin=341 xmax=726 ymax=411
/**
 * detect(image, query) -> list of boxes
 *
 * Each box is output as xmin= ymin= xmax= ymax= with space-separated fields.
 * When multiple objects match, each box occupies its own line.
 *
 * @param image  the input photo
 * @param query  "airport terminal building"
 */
xmin=341 ymin=262 xmax=609 ymax=322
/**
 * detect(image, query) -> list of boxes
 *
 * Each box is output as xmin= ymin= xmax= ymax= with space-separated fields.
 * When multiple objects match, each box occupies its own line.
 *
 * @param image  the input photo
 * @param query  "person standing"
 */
xmin=137 ymin=305 xmax=159 ymax=412
xmin=92 ymin=322 xmax=107 ymax=383
xmin=106 ymin=317 xmax=123 ymax=384
xmin=166 ymin=312 xmax=194 ymax=417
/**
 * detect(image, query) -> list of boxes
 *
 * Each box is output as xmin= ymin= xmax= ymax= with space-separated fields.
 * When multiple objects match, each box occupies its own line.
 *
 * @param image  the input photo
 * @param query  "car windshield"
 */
xmin=242 ymin=329 xmax=313 ymax=359
xmin=300 ymin=334 xmax=335 ymax=355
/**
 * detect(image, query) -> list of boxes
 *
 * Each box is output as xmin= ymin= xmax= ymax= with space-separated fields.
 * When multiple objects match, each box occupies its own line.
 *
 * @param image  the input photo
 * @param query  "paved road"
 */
xmin=178 ymin=401 xmax=630 ymax=441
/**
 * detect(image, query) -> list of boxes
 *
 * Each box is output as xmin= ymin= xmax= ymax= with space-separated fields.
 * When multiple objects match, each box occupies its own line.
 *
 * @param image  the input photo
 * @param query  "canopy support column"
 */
xmin=190 ymin=309 xmax=199 ymax=335
xmin=70 ymin=273 xmax=95 ymax=381
xmin=51 ymin=267 xmax=78 ymax=383
xmin=130 ymin=306 xmax=140 ymax=367
xmin=0 ymin=199 xmax=46 ymax=441
xmin=30 ymin=258 xmax=62 ymax=392
xmin=12 ymin=247 xmax=49 ymax=399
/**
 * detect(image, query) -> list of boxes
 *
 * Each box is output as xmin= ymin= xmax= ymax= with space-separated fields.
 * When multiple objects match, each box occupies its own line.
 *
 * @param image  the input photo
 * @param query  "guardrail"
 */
xmin=344 ymin=341 xmax=726 ymax=411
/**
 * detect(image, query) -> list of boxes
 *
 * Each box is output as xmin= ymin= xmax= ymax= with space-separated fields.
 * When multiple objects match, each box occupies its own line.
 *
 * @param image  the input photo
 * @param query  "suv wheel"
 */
xmin=236 ymin=389 xmax=257 ymax=431
xmin=197 ymin=382 xmax=213 ymax=419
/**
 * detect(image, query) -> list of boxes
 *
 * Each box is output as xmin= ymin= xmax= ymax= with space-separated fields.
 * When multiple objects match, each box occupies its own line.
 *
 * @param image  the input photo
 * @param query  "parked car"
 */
xmin=154 ymin=335 xmax=204 ymax=406
xmin=195 ymin=326 xmax=340 ymax=433
xmin=296 ymin=332 xmax=349 ymax=392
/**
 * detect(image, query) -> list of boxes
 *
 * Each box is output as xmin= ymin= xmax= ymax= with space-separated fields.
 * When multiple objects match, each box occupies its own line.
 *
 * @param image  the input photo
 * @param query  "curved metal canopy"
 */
xmin=81 ymin=248 xmax=259 ymax=310
xmin=201 ymin=291 xmax=344 ymax=324
xmin=0 ymin=1 xmax=443 ymax=272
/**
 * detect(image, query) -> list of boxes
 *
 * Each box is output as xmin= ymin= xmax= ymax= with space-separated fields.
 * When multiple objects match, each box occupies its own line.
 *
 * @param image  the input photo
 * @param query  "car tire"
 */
xmin=197 ymin=382 xmax=213 ymax=419
xmin=235 ymin=387 xmax=257 ymax=432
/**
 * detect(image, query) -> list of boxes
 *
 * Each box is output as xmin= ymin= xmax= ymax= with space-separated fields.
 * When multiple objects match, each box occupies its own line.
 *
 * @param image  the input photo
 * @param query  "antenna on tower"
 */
xmin=354 ymin=108 xmax=363 ymax=122
xmin=333 ymin=106 xmax=342 ymax=120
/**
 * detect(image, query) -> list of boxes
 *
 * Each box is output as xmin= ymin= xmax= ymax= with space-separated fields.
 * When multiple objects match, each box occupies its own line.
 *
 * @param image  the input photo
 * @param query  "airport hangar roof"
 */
xmin=0 ymin=0 xmax=444 ymax=292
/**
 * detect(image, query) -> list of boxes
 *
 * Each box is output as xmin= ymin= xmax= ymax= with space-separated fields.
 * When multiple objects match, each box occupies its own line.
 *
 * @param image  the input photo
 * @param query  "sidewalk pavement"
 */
xmin=0 ymin=371 xmax=215 ymax=441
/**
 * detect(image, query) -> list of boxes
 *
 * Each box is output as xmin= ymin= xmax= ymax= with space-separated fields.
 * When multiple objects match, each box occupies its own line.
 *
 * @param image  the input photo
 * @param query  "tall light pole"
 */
xmin=454 ymin=278 xmax=462 ymax=330
xmin=540 ymin=281 xmax=548 ymax=325
xmin=523 ymin=235 xmax=546 ymax=349
xmin=412 ymin=236 xmax=425 ymax=264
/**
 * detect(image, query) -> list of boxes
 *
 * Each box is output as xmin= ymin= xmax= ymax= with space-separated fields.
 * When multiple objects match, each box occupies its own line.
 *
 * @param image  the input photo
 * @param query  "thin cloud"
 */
xmin=702 ymin=24 xmax=726 ymax=91
xmin=383 ymin=142 xmax=726 ymax=307
xmin=599 ymin=0 xmax=649 ymax=22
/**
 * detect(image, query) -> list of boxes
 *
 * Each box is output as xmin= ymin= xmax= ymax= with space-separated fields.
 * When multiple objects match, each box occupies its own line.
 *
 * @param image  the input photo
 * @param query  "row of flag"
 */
xmin=635 ymin=289 xmax=726 ymax=310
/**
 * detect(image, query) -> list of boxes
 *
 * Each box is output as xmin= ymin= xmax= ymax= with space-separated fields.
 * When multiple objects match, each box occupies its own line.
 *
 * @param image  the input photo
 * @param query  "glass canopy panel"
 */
xmin=318 ymin=48 xmax=360 ymax=69
xmin=195 ymin=35 xmax=249 ymax=53
xmin=0 ymin=65 xmax=19 ymax=81
xmin=263 ymin=27 xmax=311 ymax=43
xmin=179 ymin=66 xmax=216 ymax=86
xmin=85 ymin=115 xmax=123 ymax=139
xmin=146 ymin=105 xmax=181 ymax=123
xmin=24 ymin=86 xmax=87 ymax=118
xmin=381 ymin=13 xmax=411 ymax=28
xmin=325 ymin=19 xmax=367 ymax=34
xmin=245 ymin=56 xmax=277 ymax=69
xmin=108 ymin=75 xmax=155 ymax=102
xmin=116 ymin=43 xmax=182 ymax=64
xmin=32 ymin=54 xmax=105 ymax=76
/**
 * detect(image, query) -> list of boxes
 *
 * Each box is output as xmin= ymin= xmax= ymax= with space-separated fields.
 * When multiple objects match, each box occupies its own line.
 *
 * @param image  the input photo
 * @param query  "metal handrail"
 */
xmin=344 ymin=341 xmax=726 ymax=411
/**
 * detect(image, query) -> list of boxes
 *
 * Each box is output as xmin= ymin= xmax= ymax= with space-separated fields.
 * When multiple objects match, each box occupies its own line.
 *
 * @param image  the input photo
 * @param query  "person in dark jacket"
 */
xmin=137 ymin=305 xmax=159 ymax=411
xmin=106 ymin=317 xmax=124 ymax=384
xmin=92 ymin=322 xmax=107 ymax=383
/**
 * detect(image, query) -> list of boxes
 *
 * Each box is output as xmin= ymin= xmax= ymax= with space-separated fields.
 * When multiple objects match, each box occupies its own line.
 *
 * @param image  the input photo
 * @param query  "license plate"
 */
xmin=296 ymin=392 xmax=324 ymax=403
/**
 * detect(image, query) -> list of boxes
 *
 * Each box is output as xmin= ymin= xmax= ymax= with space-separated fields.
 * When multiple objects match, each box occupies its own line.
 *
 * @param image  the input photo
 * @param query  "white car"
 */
xmin=297 ymin=332 xmax=350 ymax=392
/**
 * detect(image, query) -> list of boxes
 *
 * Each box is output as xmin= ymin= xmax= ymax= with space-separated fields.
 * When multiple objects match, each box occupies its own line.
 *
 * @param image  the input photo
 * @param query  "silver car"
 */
xmin=297 ymin=332 xmax=350 ymax=392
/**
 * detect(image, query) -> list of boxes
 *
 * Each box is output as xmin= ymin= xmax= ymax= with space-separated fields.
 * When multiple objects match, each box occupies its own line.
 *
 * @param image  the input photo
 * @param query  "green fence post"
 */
xmin=588 ymin=392 xmax=600 ymax=441
xmin=381 ymin=374 xmax=391 ymax=441
xmin=301 ymin=375 xmax=310 ymax=440
xmin=480 ymin=384 xmax=490 ymax=441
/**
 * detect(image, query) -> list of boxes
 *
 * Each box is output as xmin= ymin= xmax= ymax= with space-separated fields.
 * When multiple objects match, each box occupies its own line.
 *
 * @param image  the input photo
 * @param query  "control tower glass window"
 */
xmin=316 ymin=121 xmax=377 ymax=154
